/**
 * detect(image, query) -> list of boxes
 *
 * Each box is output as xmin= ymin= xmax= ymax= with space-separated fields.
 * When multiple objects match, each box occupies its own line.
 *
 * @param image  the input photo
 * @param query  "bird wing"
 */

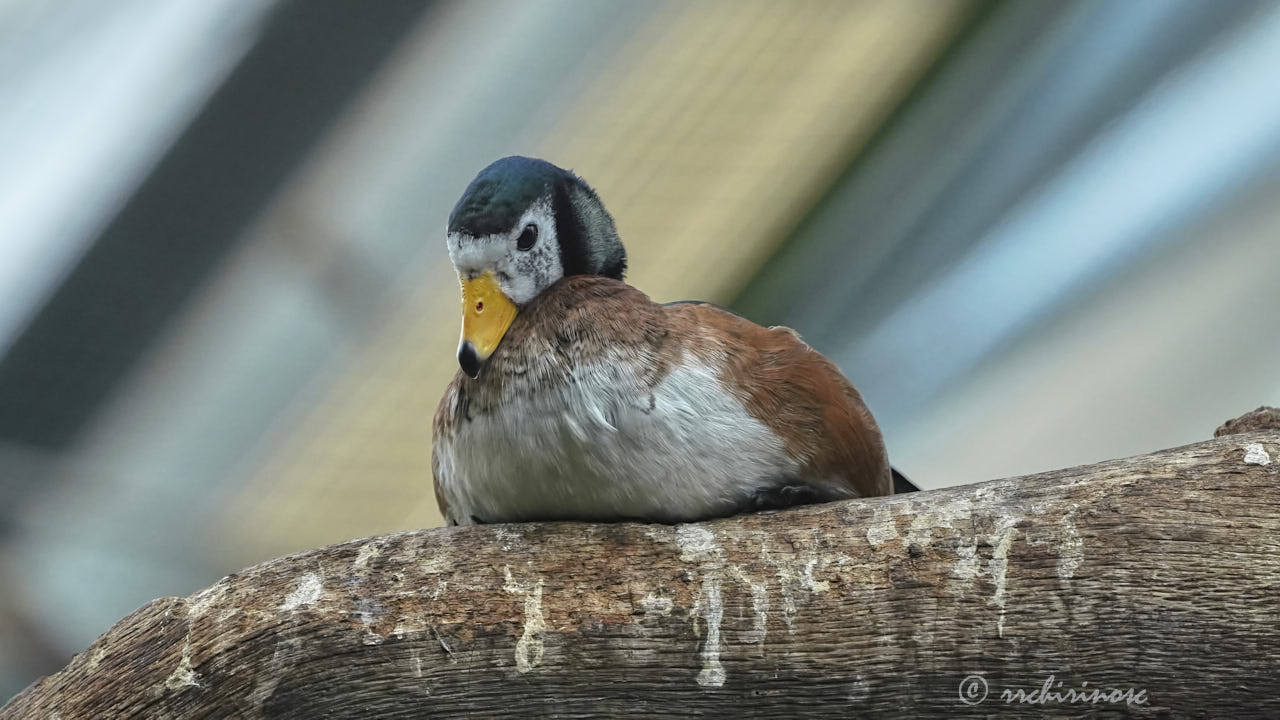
xmin=431 ymin=378 xmax=461 ymax=526
xmin=661 ymin=301 xmax=892 ymax=499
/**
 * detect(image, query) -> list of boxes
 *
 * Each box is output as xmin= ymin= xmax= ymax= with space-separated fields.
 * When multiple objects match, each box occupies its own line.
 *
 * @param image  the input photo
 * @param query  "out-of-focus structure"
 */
xmin=2 ymin=0 xmax=1278 ymax=699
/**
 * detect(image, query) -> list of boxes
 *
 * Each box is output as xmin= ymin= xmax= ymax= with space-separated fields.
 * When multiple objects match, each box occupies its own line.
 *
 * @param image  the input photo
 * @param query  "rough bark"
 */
xmin=4 ymin=414 xmax=1279 ymax=719
xmin=1215 ymin=405 xmax=1280 ymax=437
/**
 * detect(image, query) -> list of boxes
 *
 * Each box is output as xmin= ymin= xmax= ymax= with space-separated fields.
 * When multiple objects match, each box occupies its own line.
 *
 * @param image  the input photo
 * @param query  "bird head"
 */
xmin=446 ymin=156 xmax=626 ymax=378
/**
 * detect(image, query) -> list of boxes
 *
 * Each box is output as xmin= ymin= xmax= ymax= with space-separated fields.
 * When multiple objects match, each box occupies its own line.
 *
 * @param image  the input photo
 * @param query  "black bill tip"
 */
xmin=458 ymin=341 xmax=482 ymax=379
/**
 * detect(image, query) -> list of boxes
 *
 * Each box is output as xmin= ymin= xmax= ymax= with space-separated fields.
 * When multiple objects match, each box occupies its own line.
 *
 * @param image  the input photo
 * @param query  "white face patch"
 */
xmin=446 ymin=197 xmax=563 ymax=306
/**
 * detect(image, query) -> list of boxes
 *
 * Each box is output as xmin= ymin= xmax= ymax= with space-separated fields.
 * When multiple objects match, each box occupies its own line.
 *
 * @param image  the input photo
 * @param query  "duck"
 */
xmin=432 ymin=156 xmax=893 ymax=526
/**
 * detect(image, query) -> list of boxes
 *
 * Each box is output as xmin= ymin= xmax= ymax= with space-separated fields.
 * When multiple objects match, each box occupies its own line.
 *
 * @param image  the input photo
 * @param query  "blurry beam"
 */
xmin=0 ymin=0 xmax=274 ymax=361
xmin=893 ymin=167 xmax=1280 ymax=486
xmin=843 ymin=0 xmax=1280 ymax=428
xmin=0 ymin=0 xmax=432 ymax=449
xmin=734 ymin=0 xmax=1258 ymax=340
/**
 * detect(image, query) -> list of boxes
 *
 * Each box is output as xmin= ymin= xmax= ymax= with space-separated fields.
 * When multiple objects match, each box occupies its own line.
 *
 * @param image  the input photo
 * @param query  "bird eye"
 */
xmin=516 ymin=223 xmax=538 ymax=251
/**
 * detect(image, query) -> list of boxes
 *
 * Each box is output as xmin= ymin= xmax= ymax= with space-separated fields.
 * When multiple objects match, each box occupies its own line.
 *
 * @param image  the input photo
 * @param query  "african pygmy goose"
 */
xmin=432 ymin=156 xmax=892 ymax=526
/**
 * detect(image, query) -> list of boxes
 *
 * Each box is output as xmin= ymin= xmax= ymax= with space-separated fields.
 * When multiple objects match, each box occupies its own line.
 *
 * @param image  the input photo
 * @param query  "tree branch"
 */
xmin=4 ymin=413 xmax=1279 ymax=718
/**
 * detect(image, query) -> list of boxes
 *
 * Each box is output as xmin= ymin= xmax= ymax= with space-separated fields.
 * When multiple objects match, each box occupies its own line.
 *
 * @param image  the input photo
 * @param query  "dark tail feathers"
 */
xmin=892 ymin=466 xmax=919 ymax=494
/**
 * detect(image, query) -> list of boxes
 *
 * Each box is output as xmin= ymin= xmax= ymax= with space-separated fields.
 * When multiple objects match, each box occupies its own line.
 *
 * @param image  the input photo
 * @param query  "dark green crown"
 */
xmin=448 ymin=156 xmax=566 ymax=236
xmin=448 ymin=156 xmax=627 ymax=280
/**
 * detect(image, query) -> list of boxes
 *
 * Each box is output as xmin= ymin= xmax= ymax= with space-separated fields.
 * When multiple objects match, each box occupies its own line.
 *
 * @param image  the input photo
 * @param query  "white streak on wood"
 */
xmin=163 ymin=648 xmax=199 ymax=690
xmin=729 ymin=567 xmax=769 ymax=645
xmin=674 ymin=524 xmax=731 ymax=684
xmin=676 ymin=525 xmax=717 ymax=562
xmin=280 ymin=573 xmax=323 ymax=611
xmin=163 ymin=619 xmax=201 ymax=690
xmin=801 ymin=559 xmax=830 ymax=593
xmin=410 ymin=647 xmax=424 ymax=680
xmin=951 ymin=544 xmax=980 ymax=586
xmin=693 ymin=576 xmax=725 ymax=687
xmin=774 ymin=561 xmax=798 ymax=629
xmin=495 ymin=526 xmax=524 ymax=552
xmin=163 ymin=651 xmax=199 ymax=690
xmin=249 ymin=634 xmax=301 ymax=709
xmin=420 ymin=553 xmax=452 ymax=575
xmin=640 ymin=593 xmax=673 ymax=618
xmin=1243 ymin=443 xmax=1272 ymax=465
xmin=1057 ymin=510 xmax=1083 ymax=580
xmin=847 ymin=674 xmax=871 ymax=703
xmin=503 ymin=567 xmax=546 ymax=673
xmin=943 ymin=510 xmax=1021 ymax=636
xmin=989 ymin=518 xmax=1018 ymax=638
xmin=358 ymin=600 xmax=384 ymax=646
xmin=865 ymin=507 xmax=899 ymax=547
xmin=905 ymin=497 xmax=974 ymax=549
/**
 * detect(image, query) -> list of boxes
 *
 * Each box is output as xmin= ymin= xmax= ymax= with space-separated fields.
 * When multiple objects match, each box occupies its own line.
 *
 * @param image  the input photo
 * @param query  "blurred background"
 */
xmin=3 ymin=0 xmax=1280 ymax=699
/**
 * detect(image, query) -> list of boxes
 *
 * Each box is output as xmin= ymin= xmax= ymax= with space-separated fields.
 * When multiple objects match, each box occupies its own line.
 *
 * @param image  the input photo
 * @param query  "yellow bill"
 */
xmin=458 ymin=271 xmax=518 ymax=374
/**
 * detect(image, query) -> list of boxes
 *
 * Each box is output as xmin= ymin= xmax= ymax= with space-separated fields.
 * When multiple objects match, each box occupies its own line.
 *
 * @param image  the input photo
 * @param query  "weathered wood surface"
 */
xmin=3 ymin=422 xmax=1279 ymax=718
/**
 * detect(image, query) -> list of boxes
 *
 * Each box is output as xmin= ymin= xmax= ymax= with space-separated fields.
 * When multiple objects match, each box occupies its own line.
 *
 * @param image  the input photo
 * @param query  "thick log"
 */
xmin=3 ymin=420 xmax=1279 ymax=718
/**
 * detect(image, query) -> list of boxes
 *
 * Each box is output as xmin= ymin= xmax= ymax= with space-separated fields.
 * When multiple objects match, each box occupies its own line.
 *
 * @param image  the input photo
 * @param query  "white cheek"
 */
xmin=498 ymin=206 xmax=563 ymax=305
xmin=446 ymin=202 xmax=564 ymax=305
xmin=501 ymin=265 xmax=541 ymax=304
